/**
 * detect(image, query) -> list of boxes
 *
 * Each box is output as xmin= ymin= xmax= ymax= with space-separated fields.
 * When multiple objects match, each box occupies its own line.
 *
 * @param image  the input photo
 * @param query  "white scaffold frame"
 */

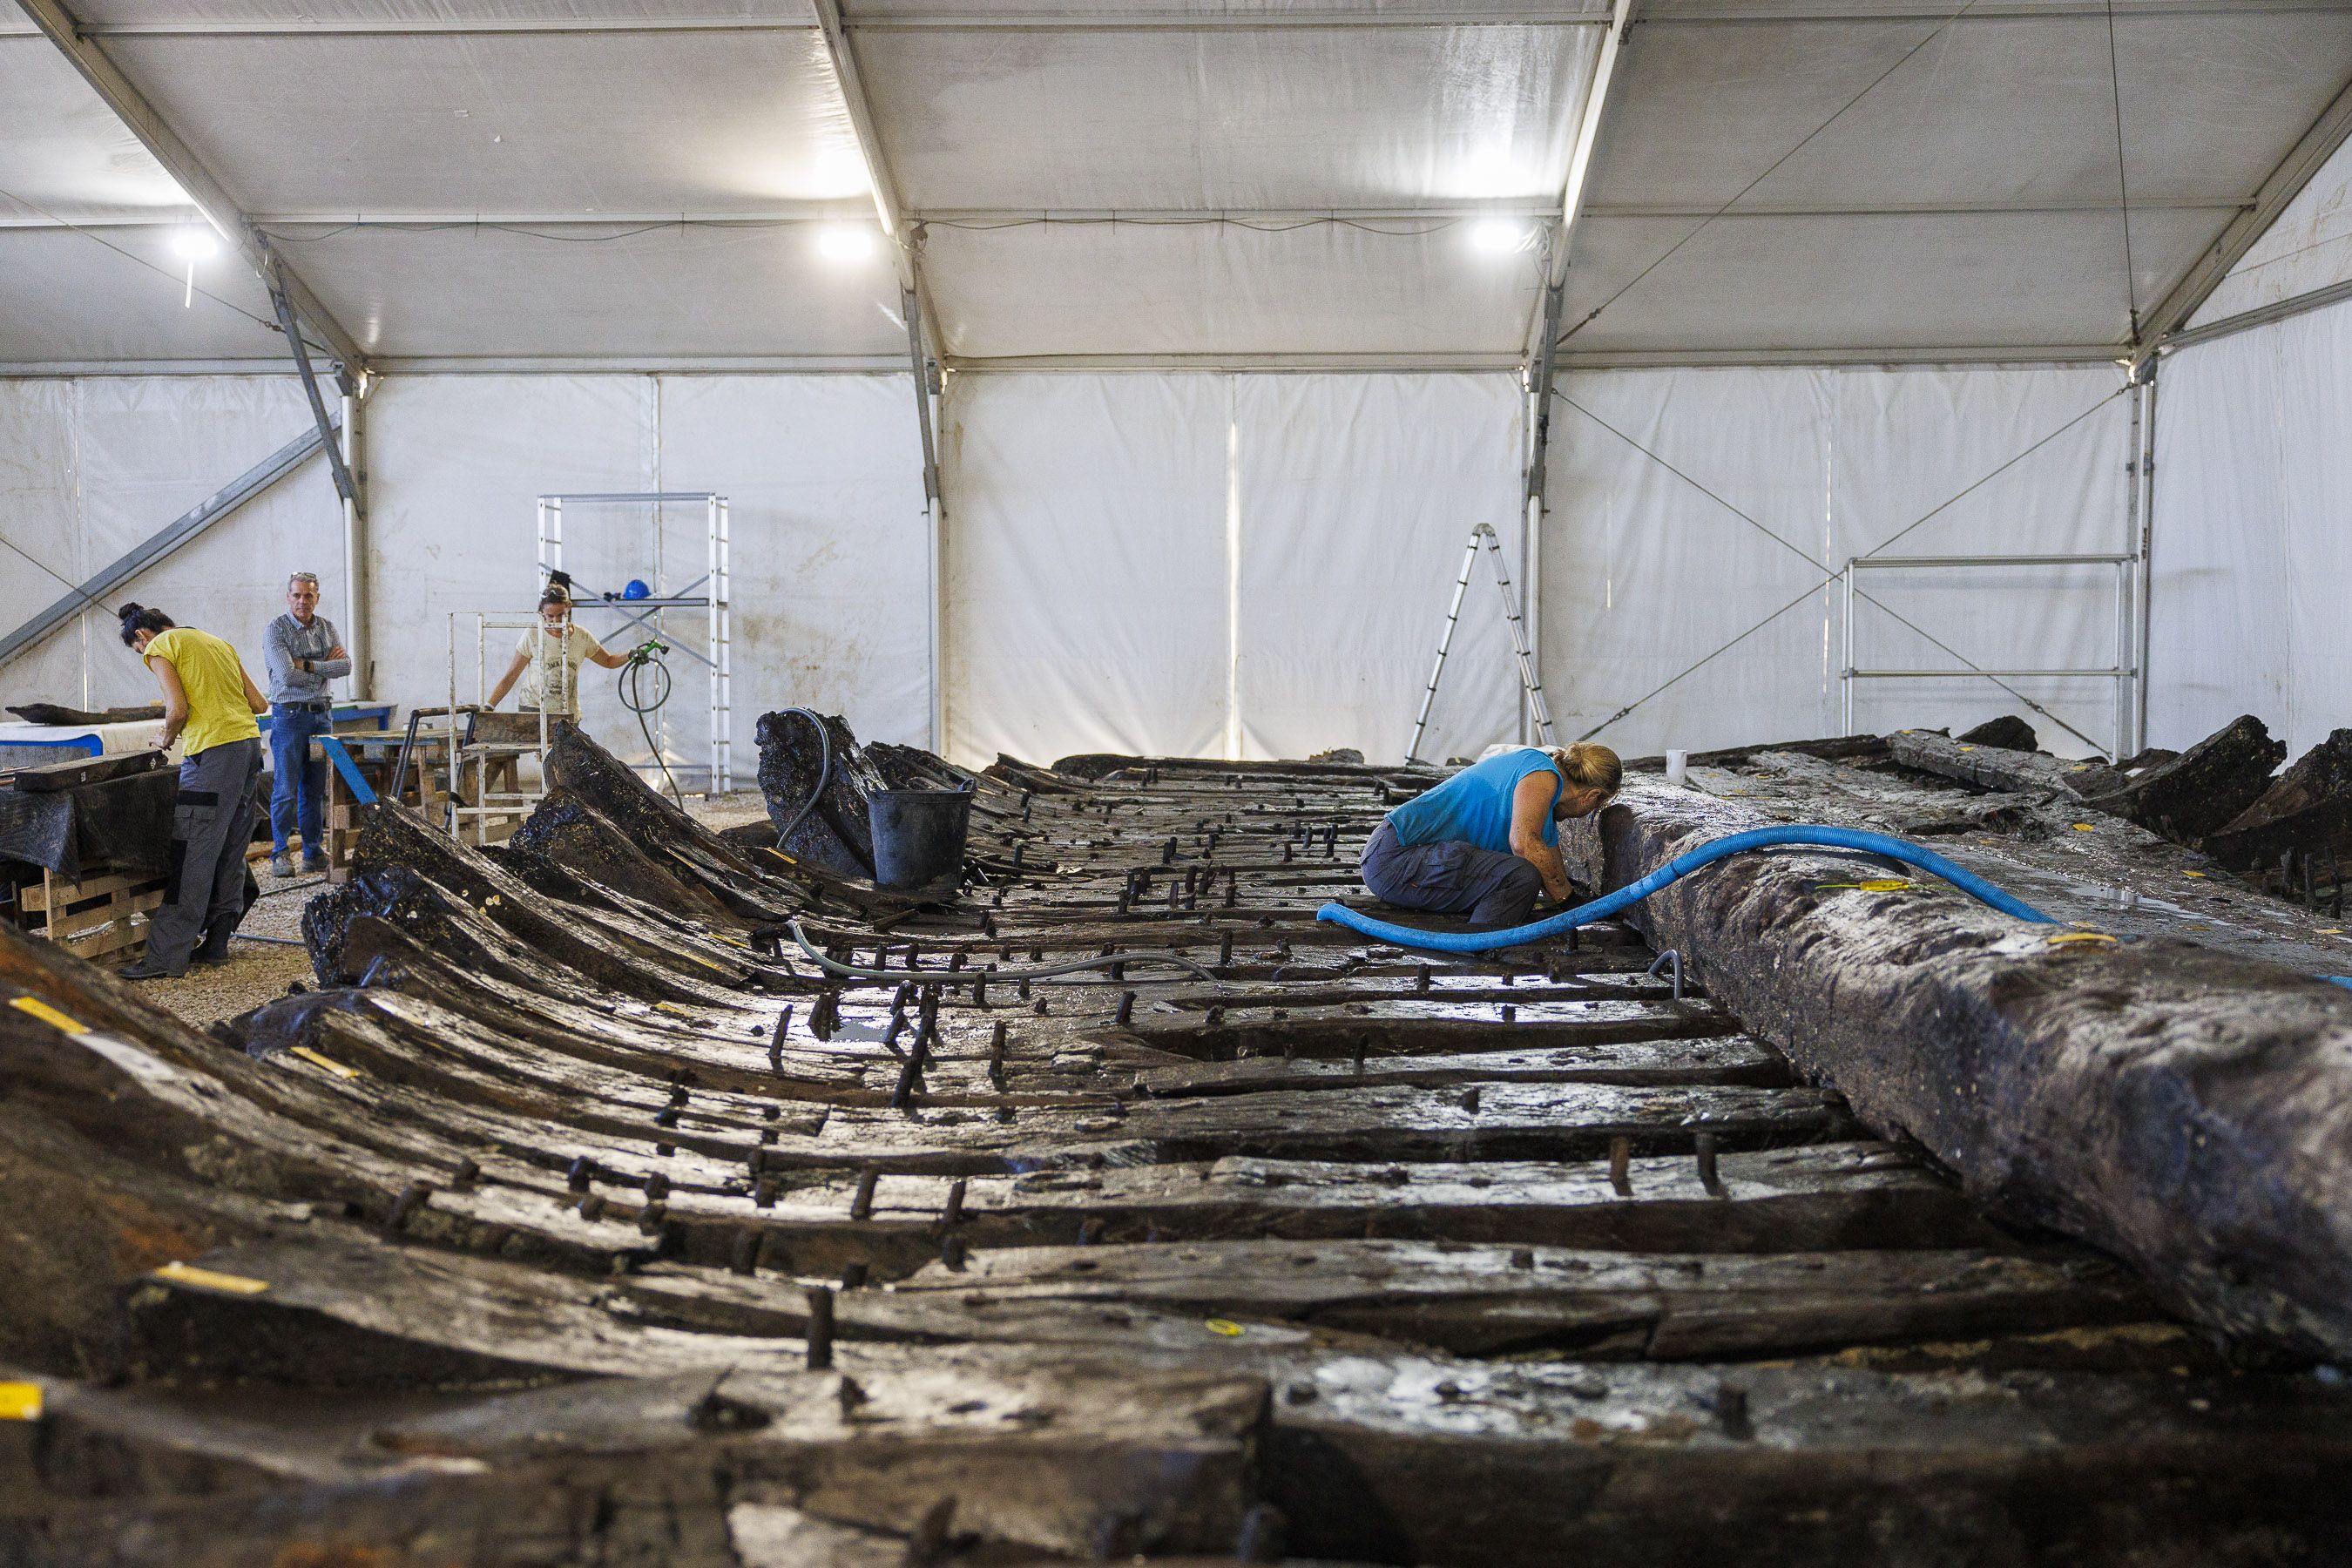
xmin=443 ymin=611 xmax=564 ymax=846
xmin=1841 ymin=552 xmax=2139 ymax=762
xmin=536 ymin=490 xmax=733 ymax=794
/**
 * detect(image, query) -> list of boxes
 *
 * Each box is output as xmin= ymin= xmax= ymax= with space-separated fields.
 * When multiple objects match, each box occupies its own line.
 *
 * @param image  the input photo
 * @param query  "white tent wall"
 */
xmin=1233 ymin=373 xmax=1525 ymax=766
xmin=1540 ymin=362 xmax=2135 ymax=761
xmin=2147 ymin=296 xmax=2352 ymax=759
xmin=942 ymin=372 xmax=1233 ymax=768
xmin=0 ymin=374 xmax=339 ymax=716
xmin=1 ymin=373 xmax=931 ymax=774
xmin=348 ymin=372 xmax=932 ymax=775
xmin=940 ymin=369 xmax=1527 ymax=771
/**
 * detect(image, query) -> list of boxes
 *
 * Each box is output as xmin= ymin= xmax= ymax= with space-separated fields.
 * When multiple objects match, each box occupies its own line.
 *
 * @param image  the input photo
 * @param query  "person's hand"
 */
xmin=328 ymin=645 xmax=347 ymax=660
xmin=296 ymin=658 xmax=309 ymax=672
xmin=150 ymin=728 xmax=172 ymax=750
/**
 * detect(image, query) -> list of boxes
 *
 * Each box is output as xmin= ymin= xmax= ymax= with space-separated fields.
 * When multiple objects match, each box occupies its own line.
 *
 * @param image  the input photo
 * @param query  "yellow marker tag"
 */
xmin=2046 ymin=931 xmax=2118 ymax=946
xmin=0 ymin=1382 xmax=42 ymax=1421
xmin=2182 ymin=870 xmax=2208 ymax=878
xmin=654 ymin=1001 xmax=695 ymax=1017
xmin=2072 ymin=823 xmax=2096 ymax=833
xmin=1856 ymin=879 xmax=1912 ymax=893
xmin=2069 ymin=765 xmax=2091 ymax=773
xmin=1204 ymin=1318 xmax=1245 ymax=1338
xmin=712 ymin=933 xmax=752 ymax=950
xmin=2319 ymin=929 xmax=2344 ymax=936
xmin=1957 ymin=746 xmax=1976 ymax=753
xmin=288 ymin=1046 xmax=358 ymax=1079
xmin=9 ymin=996 xmax=88 ymax=1035
xmin=153 ymin=1261 xmax=270 ymax=1295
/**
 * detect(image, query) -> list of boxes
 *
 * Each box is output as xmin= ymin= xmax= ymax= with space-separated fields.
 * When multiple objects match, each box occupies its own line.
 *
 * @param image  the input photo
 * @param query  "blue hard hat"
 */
xmin=623 ymin=578 xmax=651 ymax=600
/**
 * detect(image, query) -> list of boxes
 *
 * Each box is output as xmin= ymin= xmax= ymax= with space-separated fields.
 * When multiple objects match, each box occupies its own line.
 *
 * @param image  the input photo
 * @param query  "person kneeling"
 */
xmin=1359 ymin=742 xmax=1621 ymax=930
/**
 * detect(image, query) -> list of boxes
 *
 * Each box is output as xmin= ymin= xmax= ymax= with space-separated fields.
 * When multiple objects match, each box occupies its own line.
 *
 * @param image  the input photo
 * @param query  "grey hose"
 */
xmin=786 ymin=918 xmax=1219 ymax=984
xmin=774 ymin=707 xmax=834 ymax=849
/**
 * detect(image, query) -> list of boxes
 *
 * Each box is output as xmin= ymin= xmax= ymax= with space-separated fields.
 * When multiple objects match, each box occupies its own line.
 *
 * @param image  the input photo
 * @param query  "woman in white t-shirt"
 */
xmin=485 ymin=587 xmax=638 ymax=717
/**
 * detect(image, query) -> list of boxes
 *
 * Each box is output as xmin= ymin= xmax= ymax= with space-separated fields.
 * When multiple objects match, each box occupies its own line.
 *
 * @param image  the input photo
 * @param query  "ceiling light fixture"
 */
xmin=815 ymin=224 xmax=879 ymax=264
xmin=1469 ymin=219 xmax=1525 ymax=255
xmin=169 ymin=226 xmax=221 ymax=307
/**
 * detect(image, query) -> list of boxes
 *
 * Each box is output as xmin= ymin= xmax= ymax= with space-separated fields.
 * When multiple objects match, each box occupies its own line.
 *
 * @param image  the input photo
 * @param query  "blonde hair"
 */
xmin=1544 ymin=742 xmax=1622 ymax=798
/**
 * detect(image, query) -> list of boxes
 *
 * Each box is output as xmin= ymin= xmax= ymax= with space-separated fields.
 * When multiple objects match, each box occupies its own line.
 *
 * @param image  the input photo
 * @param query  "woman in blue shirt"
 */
xmin=1361 ymin=743 xmax=1621 ymax=929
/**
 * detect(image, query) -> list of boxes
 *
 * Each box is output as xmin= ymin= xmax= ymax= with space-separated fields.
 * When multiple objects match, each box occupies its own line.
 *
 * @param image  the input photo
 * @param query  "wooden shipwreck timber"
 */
xmin=5 ymin=720 xmax=2352 ymax=1565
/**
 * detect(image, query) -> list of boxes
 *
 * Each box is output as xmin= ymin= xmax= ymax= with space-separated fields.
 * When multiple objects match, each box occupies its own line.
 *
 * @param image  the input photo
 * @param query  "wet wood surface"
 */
xmin=3 ymin=724 xmax=2349 ymax=1565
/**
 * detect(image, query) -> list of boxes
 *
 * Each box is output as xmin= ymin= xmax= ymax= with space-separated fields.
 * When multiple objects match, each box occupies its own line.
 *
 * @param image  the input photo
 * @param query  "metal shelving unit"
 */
xmin=536 ymin=491 xmax=732 ymax=794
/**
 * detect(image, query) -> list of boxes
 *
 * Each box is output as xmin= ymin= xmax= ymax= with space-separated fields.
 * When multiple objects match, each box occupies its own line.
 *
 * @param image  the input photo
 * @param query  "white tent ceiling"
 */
xmin=2 ymin=0 xmax=2349 ymax=371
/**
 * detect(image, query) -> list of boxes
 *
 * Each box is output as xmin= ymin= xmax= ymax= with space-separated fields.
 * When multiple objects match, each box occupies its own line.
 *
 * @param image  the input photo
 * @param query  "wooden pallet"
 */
xmin=19 ymin=865 xmax=166 ymax=961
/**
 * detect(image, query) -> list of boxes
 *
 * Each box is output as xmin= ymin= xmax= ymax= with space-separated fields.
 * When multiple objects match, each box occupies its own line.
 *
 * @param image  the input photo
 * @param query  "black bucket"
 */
xmin=867 ymin=785 xmax=976 ymax=890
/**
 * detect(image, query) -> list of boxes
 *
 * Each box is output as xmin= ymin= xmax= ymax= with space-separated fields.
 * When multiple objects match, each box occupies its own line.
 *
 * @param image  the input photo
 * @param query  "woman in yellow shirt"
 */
xmin=116 ymin=603 xmax=268 ymax=980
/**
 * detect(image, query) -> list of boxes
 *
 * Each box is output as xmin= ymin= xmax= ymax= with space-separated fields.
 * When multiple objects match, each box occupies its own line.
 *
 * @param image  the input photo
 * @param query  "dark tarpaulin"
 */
xmin=0 ymin=770 xmax=178 ymax=879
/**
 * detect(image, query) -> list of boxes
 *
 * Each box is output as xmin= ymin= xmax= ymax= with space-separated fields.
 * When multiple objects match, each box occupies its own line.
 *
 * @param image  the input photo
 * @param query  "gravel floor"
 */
xmin=136 ymin=790 xmax=774 ymax=1030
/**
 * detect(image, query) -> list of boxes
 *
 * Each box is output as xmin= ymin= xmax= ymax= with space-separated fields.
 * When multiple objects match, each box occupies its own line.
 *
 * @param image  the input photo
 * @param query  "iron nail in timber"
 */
xmin=1078 ymin=1216 xmax=1106 ymax=1246
xmin=850 ymin=1168 xmax=878 ymax=1221
xmin=943 ymin=1179 xmax=967 ymax=1227
xmin=1282 ymin=842 xmax=1294 ymax=862
xmin=1166 ymin=882 xmax=1180 ymax=910
xmin=989 ymin=1020 xmax=1008 ymax=1067
xmin=1647 ymin=949 xmax=1685 ymax=1000
xmin=1501 ymin=1004 xmax=1517 ymax=1024
xmin=1461 ymin=1087 xmax=1482 ymax=1113
xmin=655 ymin=1105 xmax=679 ymax=1128
xmin=1714 ymin=1384 xmax=1752 ymax=1438
xmin=1117 ymin=889 xmax=1132 ymax=916
xmin=1416 ymin=963 xmax=1431 ymax=993
xmin=1011 ymin=842 xmax=1024 ymax=871
xmin=645 ymin=1173 xmax=672 ymax=1200
xmin=841 ymin=1260 xmax=870 ymax=1289
xmin=941 ymin=1233 xmax=968 ymax=1271
xmin=387 ymin=1181 xmax=431 ymax=1232
xmin=973 ymin=972 xmax=988 ymax=1008
xmin=636 ymin=1201 xmax=667 ymax=1236
xmin=1218 ymin=930 xmax=1233 ymax=969
xmin=1511 ymin=1247 xmax=1536 ymax=1269
xmin=1224 ymin=873 xmax=1238 ymax=908
xmin=1695 ymin=1131 xmax=1723 ymax=1194
xmin=449 ymin=1157 xmax=480 ymax=1187
xmin=731 ymin=1227 xmax=761 ymax=1275
xmin=1205 ymin=1005 xmax=1224 ymax=1027
xmin=568 ymin=1156 xmax=598 ymax=1193
xmin=1115 ymin=990 xmax=1135 ymax=1026
xmin=1162 ymin=836 xmax=1177 ymax=865
xmin=1021 ymin=790 xmax=1032 ymax=819
xmin=1352 ymin=1035 xmax=1369 ymax=1071
xmin=907 ymin=1498 xmax=957 ymax=1568
xmin=805 ymin=1287 xmax=835 ymax=1368
xmin=1609 ymin=1137 xmax=1633 ymax=1197
xmin=578 ymin=1193 xmax=607 ymax=1220
xmin=1234 ymin=1504 xmax=1288 ymax=1565
xmin=754 ymin=1178 xmax=779 ymax=1208
xmin=890 ymin=1052 xmax=923 ymax=1109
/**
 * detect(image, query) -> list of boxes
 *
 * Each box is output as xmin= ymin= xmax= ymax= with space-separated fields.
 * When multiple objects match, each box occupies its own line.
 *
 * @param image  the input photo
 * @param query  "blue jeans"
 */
xmin=1359 ymin=820 xmax=1544 ymax=929
xmin=268 ymin=705 xmax=332 ymax=858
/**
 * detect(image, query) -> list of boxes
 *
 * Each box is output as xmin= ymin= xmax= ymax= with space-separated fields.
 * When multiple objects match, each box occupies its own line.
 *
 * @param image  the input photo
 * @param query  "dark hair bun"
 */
xmin=118 ymin=602 xmax=143 ymax=622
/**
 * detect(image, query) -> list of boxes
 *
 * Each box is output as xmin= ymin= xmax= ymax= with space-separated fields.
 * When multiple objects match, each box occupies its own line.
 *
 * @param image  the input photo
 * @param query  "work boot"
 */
xmin=301 ymin=852 xmax=328 ymax=874
xmin=191 ymin=923 xmax=234 ymax=967
xmin=269 ymin=852 xmax=294 ymax=877
xmin=117 ymin=954 xmax=186 ymax=981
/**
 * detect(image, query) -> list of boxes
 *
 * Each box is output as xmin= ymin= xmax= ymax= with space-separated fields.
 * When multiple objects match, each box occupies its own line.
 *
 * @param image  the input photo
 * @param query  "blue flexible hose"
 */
xmin=1315 ymin=824 xmax=2058 ymax=954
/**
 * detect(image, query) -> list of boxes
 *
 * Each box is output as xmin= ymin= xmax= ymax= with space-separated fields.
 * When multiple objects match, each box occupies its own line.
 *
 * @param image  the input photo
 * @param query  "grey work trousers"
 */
xmin=147 ymin=737 xmax=262 ymax=970
xmin=1358 ymin=820 xmax=1544 ymax=929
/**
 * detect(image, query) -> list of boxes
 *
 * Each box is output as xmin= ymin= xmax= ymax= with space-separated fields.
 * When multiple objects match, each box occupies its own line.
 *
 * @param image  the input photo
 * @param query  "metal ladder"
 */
xmin=1406 ymin=523 xmax=1555 ymax=764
